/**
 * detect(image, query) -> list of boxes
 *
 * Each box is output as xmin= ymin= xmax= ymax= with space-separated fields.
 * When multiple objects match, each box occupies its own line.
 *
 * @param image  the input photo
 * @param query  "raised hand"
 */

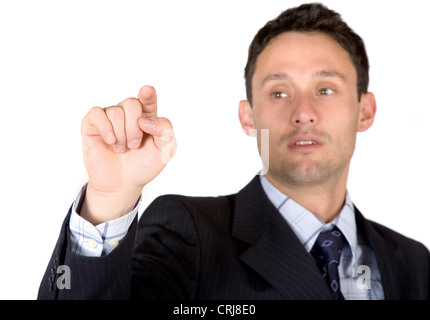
xmin=80 ymin=85 xmax=176 ymax=225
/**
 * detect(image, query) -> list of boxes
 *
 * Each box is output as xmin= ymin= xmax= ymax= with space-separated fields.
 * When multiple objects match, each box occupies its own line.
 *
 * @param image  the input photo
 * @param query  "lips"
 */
xmin=288 ymin=133 xmax=324 ymax=151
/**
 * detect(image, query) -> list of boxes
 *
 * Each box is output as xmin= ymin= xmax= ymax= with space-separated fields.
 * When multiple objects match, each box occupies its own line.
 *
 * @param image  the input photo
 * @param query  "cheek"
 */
xmin=251 ymin=110 xmax=285 ymax=155
xmin=329 ymin=118 xmax=359 ymax=156
xmin=253 ymin=113 xmax=287 ymax=151
xmin=325 ymin=102 xmax=360 ymax=131
xmin=252 ymin=103 xmax=289 ymax=129
xmin=317 ymin=105 xmax=358 ymax=147
xmin=252 ymin=110 xmax=273 ymax=131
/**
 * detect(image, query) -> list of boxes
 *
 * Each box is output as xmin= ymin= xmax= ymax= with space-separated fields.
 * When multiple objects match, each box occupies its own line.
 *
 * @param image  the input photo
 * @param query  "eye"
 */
xmin=271 ymin=91 xmax=288 ymax=99
xmin=317 ymin=88 xmax=335 ymax=96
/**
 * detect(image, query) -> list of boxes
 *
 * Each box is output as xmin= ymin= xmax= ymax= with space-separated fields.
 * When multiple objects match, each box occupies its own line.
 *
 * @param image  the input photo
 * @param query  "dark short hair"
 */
xmin=244 ymin=3 xmax=369 ymax=104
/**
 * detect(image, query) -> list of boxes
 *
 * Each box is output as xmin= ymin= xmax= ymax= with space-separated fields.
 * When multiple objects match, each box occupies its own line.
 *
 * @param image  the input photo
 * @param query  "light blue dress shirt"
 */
xmin=259 ymin=175 xmax=384 ymax=300
xmin=69 ymin=184 xmax=139 ymax=256
xmin=69 ymin=177 xmax=384 ymax=299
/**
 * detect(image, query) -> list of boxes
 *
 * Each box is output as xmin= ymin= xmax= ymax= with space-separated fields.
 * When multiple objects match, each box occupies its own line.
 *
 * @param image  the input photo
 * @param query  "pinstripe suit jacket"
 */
xmin=38 ymin=175 xmax=430 ymax=299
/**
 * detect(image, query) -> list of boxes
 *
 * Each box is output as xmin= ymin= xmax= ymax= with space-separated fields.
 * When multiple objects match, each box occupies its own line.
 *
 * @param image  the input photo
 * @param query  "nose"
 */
xmin=290 ymin=94 xmax=318 ymax=126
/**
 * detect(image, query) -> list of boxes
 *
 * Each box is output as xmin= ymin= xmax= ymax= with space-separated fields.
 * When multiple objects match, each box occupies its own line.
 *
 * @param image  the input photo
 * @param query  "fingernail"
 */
xmin=128 ymin=139 xmax=141 ymax=149
xmin=140 ymin=117 xmax=155 ymax=127
xmin=114 ymin=145 xmax=126 ymax=154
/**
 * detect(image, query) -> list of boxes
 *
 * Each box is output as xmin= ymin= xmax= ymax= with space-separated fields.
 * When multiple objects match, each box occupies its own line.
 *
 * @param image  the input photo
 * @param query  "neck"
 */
xmin=265 ymin=172 xmax=348 ymax=223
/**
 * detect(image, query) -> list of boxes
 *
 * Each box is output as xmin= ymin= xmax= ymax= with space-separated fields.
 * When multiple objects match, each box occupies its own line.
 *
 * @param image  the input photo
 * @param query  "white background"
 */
xmin=1 ymin=0 xmax=429 ymax=299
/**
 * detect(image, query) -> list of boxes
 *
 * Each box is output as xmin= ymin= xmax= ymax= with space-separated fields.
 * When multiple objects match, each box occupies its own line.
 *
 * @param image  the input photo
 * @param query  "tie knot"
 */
xmin=311 ymin=226 xmax=345 ymax=265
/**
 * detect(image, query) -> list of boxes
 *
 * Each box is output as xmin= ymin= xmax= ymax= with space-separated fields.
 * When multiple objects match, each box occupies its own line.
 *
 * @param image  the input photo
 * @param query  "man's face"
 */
xmin=240 ymin=31 xmax=376 ymax=188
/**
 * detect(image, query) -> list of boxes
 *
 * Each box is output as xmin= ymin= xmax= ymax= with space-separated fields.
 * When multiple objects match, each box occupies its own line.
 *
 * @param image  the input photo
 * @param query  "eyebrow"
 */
xmin=261 ymin=73 xmax=289 ymax=87
xmin=312 ymin=70 xmax=346 ymax=81
xmin=261 ymin=70 xmax=346 ymax=87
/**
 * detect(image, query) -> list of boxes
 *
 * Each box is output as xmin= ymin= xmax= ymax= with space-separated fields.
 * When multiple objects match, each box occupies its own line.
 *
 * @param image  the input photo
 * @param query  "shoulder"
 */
xmin=356 ymin=207 xmax=429 ymax=279
xmin=355 ymin=207 xmax=429 ymax=257
xmin=152 ymin=193 xmax=235 ymax=210
xmin=357 ymin=210 xmax=430 ymax=298
xmin=145 ymin=193 xmax=235 ymax=216
xmin=140 ymin=193 xmax=237 ymax=231
xmin=367 ymin=219 xmax=429 ymax=255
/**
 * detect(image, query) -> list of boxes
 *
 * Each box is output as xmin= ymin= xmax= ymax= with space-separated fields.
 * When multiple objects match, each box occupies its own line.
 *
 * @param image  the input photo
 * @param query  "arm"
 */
xmin=37 ymin=206 xmax=138 ymax=300
xmin=69 ymin=184 xmax=140 ymax=257
xmin=132 ymin=195 xmax=200 ymax=300
xmin=38 ymin=85 xmax=176 ymax=299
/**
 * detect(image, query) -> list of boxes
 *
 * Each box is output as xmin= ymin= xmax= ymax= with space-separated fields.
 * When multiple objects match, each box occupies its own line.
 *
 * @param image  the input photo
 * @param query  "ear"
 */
xmin=238 ymin=100 xmax=255 ymax=136
xmin=357 ymin=92 xmax=377 ymax=132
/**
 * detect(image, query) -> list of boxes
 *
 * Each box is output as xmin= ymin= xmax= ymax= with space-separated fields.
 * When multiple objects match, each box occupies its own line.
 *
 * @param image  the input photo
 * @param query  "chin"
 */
xmin=269 ymin=161 xmax=335 ymax=186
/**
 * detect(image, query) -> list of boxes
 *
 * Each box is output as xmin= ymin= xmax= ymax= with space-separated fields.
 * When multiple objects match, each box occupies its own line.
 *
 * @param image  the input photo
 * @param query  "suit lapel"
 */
xmin=354 ymin=208 xmax=406 ymax=299
xmin=232 ymin=176 xmax=332 ymax=300
xmin=231 ymin=176 xmax=408 ymax=299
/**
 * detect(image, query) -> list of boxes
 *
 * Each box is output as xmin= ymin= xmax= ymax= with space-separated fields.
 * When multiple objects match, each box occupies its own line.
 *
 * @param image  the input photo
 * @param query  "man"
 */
xmin=38 ymin=3 xmax=429 ymax=300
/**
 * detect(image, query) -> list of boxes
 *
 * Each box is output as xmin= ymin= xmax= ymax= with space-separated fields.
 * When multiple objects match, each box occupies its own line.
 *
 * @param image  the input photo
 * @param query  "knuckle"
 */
xmin=87 ymin=106 xmax=104 ymax=118
xmin=82 ymin=106 xmax=104 ymax=128
xmin=121 ymin=98 xmax=142 ymax=111
xmin=105 ymin=106 xmax=124 ymax=118
xmin=82 ymin=107 xmax=113 ymax=136
xmin=160 ymin=117 xmax=173 ymax=128
xmin=89 ymin=106 xmax=103 ymax=113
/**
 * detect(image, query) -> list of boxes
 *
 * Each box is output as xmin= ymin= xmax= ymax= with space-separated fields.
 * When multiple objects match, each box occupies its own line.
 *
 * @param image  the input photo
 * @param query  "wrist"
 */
xmin=80 ymin=184 xmax=142 ymax=225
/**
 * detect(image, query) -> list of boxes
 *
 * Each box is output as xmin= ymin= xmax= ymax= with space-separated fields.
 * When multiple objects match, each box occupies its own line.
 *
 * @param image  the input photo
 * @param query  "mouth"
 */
xmin=295 ymin=141 xmax=317 ymax=146
xmin=287 ymin=134 xmax=324 ymax=153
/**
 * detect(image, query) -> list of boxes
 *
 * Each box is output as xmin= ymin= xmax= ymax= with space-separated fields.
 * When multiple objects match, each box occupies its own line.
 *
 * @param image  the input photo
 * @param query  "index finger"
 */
xmin=138 ymin=85 xmax=158 ymax=117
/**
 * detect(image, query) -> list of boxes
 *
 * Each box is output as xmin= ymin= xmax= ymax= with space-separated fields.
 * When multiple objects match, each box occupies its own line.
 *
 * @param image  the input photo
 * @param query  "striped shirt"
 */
xmin=259 ymin=174 xmax=384 ymax=300
xmin=69 ymin=184 xmax=139 ymax=256
xmin=69 ymin=178 xmax=384 ymax=299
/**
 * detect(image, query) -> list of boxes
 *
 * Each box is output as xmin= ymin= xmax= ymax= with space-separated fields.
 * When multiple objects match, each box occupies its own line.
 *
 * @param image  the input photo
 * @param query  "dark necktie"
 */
xmin=310 ymin=226 xmax=345 ymax=300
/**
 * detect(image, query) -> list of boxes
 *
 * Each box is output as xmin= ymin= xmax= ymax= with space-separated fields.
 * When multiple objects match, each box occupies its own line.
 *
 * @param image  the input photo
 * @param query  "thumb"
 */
xmin=139 ymin=117 xmax=177 ymax=164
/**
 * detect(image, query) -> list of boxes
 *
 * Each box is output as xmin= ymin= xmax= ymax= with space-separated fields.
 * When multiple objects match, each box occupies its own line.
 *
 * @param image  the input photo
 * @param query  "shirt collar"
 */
xmin=259 ymin=175 xmax=357 ymax=261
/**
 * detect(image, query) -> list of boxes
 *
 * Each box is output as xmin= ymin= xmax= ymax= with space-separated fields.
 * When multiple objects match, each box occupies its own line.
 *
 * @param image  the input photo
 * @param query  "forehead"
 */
xmin=253 ymin=31 xmax=356 ymax=84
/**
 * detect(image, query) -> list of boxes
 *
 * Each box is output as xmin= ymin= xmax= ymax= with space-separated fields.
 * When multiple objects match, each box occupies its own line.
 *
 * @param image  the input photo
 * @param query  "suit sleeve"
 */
xmin=131 ymin=195 xmax=200 ymax=299
xmin=37 ymin=205 xmax=137 ymax=300
xmin=38 ymin=195 xmax=200 ymax=300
